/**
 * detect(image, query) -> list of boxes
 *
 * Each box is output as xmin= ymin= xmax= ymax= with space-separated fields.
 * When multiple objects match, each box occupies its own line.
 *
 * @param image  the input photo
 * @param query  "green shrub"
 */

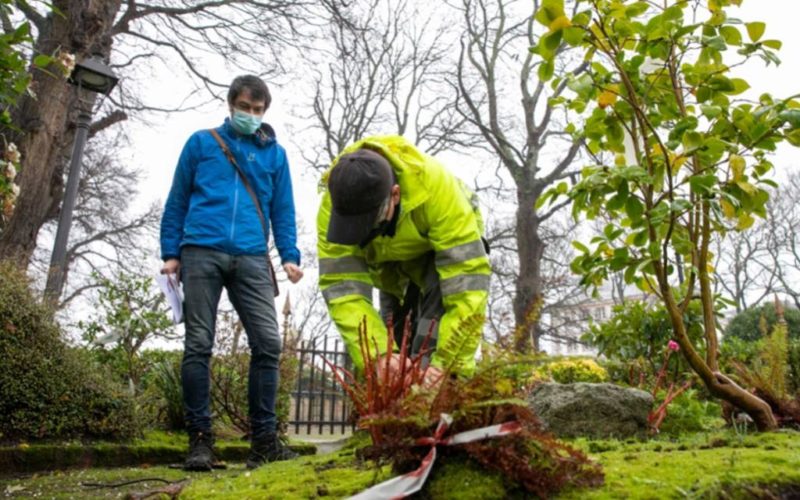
xmin=582 ymin=299 xmax=703 ymax=384
xmin=209 ymin=347 xmax=299 ymax=437
xmin=725 ymin=303 xmax=800 ymax=343
xmin=142 ymin=351 xmax=184 ymax=431
xmin=721 ymin=332 xmax=800 ymax=396
xmin=598 ymin=357 xmax=656 ymax=387
xmin=0 ymin=262 xmax=138 ymax=442
xmin=657 ymin=389 xmax=724 ymax=436
xmin=79 ymin=273 xmax=176 ymax=395
xmin=277 ymin=337 xmax=299 ymax=435
xmin=537 ymin=358 xmax=608 ymax=384
xmin=789 ymin=340 xmax=800 ymax=394
xmin=719 ymin=336 xmax=761 ymax=368
xmin=210 ymin=352 xmax=250 ymax=434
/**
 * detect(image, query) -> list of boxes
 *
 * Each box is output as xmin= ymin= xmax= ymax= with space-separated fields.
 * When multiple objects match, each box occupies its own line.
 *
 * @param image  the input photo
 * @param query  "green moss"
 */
xmin=0 ymin=465 xmax=195 ymax=499
xmin=3 ymin=430 xmax=799 ymax=499
xmin=0 ymin=431 xmax=314 ymax=474
xmin=425 ymin=457 xmax=512 ymax=500
xmin=558 ymin=430 xmax=800 ymax=499
xmin=181 ymin=442 xmax=392 ymax=499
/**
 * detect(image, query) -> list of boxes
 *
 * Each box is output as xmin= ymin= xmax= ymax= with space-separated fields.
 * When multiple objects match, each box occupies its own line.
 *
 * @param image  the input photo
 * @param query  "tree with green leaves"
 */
xmin=535 ymin=0 xmax=800 ymax=429
xmin=80 ymin=273 xmax=177 ymax=394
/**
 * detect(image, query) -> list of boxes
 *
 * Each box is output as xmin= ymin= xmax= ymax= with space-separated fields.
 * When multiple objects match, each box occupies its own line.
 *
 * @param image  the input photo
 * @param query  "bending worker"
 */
xmin=316 ymin=135 xmax=490 ymax=376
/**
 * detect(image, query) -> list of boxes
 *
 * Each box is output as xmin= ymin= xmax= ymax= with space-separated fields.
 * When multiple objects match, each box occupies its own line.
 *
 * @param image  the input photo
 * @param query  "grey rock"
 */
xmin=528 ymin=382 xmax=654 ymax=439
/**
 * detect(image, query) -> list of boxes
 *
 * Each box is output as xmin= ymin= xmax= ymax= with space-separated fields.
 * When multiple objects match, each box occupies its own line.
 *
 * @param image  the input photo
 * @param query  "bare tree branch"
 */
xmin=452 ymin=0 xmax=585 ymax=351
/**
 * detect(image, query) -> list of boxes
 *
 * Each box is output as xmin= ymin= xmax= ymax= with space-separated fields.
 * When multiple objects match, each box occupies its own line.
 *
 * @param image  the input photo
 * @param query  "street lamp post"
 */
xmin=44 ymin=55 xmax=118 ymax=304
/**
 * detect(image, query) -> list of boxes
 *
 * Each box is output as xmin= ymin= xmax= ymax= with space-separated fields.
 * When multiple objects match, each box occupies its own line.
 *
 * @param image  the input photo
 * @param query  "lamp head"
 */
xmin=68 ymin=54 xmax=118 ymax=95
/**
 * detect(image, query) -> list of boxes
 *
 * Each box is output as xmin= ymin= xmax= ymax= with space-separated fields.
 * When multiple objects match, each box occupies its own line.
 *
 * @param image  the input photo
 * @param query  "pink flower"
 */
xmin=667 ymin=340 xmax=680 ymax=352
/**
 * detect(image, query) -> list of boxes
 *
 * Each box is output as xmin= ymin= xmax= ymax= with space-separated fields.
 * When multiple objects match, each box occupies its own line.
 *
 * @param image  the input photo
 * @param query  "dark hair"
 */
xmin=227 ymin=75 xmax=271 ymax=110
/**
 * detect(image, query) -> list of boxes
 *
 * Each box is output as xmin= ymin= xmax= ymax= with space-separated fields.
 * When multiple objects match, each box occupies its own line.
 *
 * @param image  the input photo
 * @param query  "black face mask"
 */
xmin=358 ymin=201 xmax=401 ymax=248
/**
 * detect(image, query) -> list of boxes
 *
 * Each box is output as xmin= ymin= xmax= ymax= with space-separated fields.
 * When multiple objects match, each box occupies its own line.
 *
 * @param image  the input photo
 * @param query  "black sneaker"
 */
xmin=246 ymin=432 xmax=298 ymax=469
xmin=184 ymin=431 xmax=216 ymax=471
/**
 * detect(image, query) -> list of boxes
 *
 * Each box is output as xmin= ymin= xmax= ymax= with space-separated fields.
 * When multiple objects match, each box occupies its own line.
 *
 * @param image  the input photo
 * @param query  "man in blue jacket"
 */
xmin=160 ymin=75 xmax=303 ymax=471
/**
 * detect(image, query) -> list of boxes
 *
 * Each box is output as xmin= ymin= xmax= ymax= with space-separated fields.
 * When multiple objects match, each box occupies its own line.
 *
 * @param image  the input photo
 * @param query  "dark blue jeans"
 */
xmin=180 ymin=246 xmax=281 ymax=437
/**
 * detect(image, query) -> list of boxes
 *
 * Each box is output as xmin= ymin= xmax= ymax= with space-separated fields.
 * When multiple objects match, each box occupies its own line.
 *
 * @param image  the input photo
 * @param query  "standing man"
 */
xmin=160 ymin=75 xmax=303 ymax=471
xmin=317 ymin=136 xmax=490 ymax=377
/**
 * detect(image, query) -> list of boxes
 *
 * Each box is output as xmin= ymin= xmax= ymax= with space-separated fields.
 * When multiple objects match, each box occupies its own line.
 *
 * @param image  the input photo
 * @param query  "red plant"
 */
xmin=323 ymin=314 xmax=443 ymax=447
xmin=326 ymin=316 xmax=605 ymax=498
xmin=648 ymin=340 xmax=692 ymax=433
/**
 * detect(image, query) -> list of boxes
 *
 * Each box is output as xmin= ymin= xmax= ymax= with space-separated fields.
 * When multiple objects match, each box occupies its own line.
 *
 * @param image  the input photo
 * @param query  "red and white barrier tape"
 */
xmin=348 ymin=414 xmax=522 ymax=500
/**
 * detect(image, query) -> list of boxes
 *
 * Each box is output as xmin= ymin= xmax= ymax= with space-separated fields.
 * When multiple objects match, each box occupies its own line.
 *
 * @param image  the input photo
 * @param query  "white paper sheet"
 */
xmin=156 ymin=273 xmax=184 ymax=324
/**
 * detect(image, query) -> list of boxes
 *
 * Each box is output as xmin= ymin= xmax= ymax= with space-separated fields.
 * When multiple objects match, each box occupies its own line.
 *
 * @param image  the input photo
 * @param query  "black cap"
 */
xmin=327 ymin=149 xmax=395 ymax=245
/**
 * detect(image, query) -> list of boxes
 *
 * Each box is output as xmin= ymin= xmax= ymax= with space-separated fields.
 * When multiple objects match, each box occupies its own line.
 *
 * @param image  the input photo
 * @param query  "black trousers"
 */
xmin=378 ymin=252 xmax=445 ymax=366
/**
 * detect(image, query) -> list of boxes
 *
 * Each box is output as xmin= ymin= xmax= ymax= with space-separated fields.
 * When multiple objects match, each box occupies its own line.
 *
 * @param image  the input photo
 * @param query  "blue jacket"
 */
xmin=160 ymin=118 xmax=301 ymax=265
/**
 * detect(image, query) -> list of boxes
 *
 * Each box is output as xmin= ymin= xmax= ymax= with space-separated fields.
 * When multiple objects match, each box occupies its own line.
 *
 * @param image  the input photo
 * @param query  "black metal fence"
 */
xmin=289 ymin=335 xmax=355 ymax=434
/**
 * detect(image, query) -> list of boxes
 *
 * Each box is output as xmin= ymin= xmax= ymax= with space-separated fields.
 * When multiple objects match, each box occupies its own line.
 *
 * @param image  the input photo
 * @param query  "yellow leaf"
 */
xmin=637 ymin=278 xmax=656 ymax=294
xmin=669 ymin=153 xmax=688 ymax=174
xmin=720 ymin=198 xmax=736 ymax=219
xmin=736 ymin=180 xmax=756 ymax=195
xmin=736 ymin=212 xmax=755 ymax=230
xmin=729 ymin=154 xmax=745 ymax=182
xmin=549 ymin=15 xmax=572 ymax=32
xmin=598 ymin=90 xmax=617 ymax=108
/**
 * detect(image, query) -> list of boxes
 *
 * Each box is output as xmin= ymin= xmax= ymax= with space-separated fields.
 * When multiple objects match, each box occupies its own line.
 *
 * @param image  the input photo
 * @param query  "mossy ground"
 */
xmin=0 ymin=430 xmax=314 ymax=476
xmin=560 ymin=429 xmax=800 ymax=499
xmin=2 ymin=430 xmax=798 ymax=499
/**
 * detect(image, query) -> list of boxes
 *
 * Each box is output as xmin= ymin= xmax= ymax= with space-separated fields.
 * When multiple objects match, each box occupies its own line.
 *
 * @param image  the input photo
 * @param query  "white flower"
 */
xmin=57 ymin=52 xmax=76 ymax=77
xmin=10 ymin=183 xmax=20 ymax=198
xmin=5 ymin=143 xmax=20 ymax=164
xmin=4 ymin=161 xmax=15 ymax=181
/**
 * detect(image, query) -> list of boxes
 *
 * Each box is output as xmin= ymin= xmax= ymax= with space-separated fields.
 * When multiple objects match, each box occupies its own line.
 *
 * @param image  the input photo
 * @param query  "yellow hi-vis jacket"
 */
xmin=316 ymin=135 xmax=490 ymax=375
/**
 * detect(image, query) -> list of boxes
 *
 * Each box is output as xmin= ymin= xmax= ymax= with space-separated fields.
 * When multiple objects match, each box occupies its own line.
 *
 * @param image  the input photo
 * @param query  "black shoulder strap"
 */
xmin=208 ymin=129 xmax=279 ymax=296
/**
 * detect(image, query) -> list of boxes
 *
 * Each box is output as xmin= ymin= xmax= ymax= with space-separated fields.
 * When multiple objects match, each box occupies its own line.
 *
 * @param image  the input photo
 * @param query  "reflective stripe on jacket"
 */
xmin=317 ymin=135 xmax=490 ymax=374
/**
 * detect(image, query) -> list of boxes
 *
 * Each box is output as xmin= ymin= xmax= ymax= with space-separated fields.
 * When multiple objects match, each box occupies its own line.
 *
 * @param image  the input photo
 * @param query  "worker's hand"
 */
xmin=161 ymin=258 xmax=181 ymax=280
xmin=283 ymin=262 xmax=304 ymax=284
xmin=374 ymin=354 xmax=444 ymax=390
xmin=374 ymin=352 xmax=410 ymax=381
xmin=421 ymin=365 xmax=444 ymax=390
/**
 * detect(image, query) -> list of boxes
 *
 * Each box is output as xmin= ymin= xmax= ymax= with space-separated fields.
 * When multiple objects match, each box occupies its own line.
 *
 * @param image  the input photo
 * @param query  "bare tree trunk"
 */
xmin=0 ymin=0 xmax=121 ymax=265
xmin=454 ymin=0 xmax=584 ymax=353
xmin=512 ymin=190 xmax=545 ymax=352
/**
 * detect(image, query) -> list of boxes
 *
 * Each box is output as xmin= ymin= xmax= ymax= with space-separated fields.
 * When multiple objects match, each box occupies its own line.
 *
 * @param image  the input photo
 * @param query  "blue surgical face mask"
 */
xmin=230 ymin=109 xmax=262 ymax=135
